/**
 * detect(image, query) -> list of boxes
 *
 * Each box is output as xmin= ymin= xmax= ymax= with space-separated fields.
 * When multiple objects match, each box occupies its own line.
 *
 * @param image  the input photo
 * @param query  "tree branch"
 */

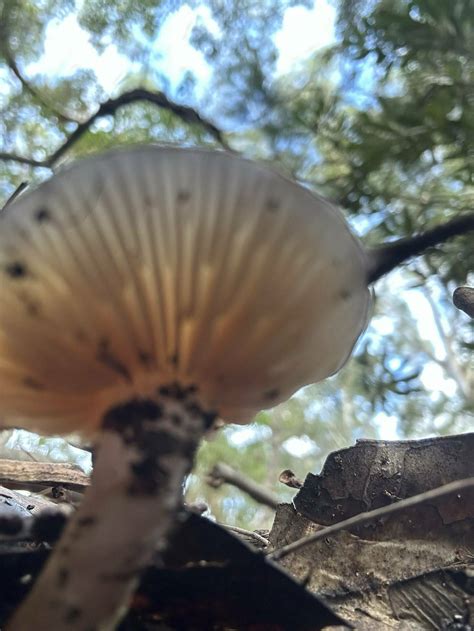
xmin=46 ymin=88 xmax=230 ymax=167
xmin=367 ymin=212 xmax=474 ymax=282
xmin=0 ymin=152 xmax=44 ymax=167
xmin=207 ymin=463 xmax=279 ymax=509
xmin=0 ymin=88 xmax=231 ymax=171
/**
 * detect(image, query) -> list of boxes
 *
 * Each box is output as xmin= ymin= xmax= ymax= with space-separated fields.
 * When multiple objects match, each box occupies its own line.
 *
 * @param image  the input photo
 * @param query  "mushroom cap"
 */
xmin=0 ymin=146 xmax=370 ymax=435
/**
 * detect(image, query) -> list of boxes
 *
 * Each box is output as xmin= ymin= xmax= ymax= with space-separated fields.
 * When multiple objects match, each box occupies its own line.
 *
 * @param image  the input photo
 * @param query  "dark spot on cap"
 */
xmin=23 ymin=376 xmax=44 ymax=390
xmin=264 ymin=388 xmax=280 ymax=401
xmin=169 ymin=353 xmax=179 ymax=367
xmin=35 ymin=207 xmax=51 ymax=223
xmin=5 ymin=261 xmax=27 ymax=279
xmin=177 ymin=190 xmax=191 ymax=203
xmin=340 ymin=288 xmax=351 ymax=300
xmin=265 ymin=198 xmax=280 ymax=212
xmin=97 ymin=339 xmax=131 ymax=382
xmin=138 ymin=350 xmax=153 ymax=367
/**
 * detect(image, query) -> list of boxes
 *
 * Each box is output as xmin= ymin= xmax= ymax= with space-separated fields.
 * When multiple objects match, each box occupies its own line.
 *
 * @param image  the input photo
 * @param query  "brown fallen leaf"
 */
xmin=269 ymin=434 xmax=474 ymax=630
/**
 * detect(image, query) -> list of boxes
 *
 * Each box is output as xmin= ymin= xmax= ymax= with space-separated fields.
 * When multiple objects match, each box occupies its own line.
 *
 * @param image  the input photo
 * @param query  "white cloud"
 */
xmin=27 ymin=14 xmax=132 ymax=92
xmin=151 ymin=5 xmax=216 ymax=91
xmin=274 ymin=0 xmax=336 ymax=76
xmin=420 ymin=363 xmax=457 ymax=398
xmin=374 ymin=412 xmax=400 ymax=440
xmin=282 ymin=435 xmax=317 ymax=457
xmin=228 ymin=423 xmax=272 ymax=446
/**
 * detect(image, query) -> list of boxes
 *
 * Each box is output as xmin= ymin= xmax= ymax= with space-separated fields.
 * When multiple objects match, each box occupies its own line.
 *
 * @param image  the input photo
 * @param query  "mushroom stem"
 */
xmin=7 ymin=392 xmax=214 ymax=631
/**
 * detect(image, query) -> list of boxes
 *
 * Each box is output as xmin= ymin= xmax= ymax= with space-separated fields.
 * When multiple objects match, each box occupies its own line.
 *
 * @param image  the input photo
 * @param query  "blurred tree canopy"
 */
xmin=0 ymin=0 xmax=472 ymax=528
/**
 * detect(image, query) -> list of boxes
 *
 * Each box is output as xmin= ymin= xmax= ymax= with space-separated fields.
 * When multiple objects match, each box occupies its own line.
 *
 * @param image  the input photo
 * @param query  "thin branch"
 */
xmin=1 ymin=181 xmax=28 ymax=211
xmin=207 ymin=463 xmax=279 ymax=510
xmin=367 ymin=212 xmax=474 ymax=282
xmin=46 ymin=88 xmax=231 ymax=167
xmin=268 ymin=477 xmax=474 ymax=561
xmin=0 ymin=152 xmax=44 ymax=167
xmin=223 ymin=524 xmax=269 ymax=547
xmin=4 ymin=50 xmax=79 ymax=124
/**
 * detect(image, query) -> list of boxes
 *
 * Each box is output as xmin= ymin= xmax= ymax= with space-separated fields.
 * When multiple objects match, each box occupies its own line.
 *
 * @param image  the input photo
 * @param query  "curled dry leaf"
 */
xmin=0 ymin=512 xmax=346 ymax=630
xmin=269 ymin=434 xmax=474 ymax=630
xmin=279 ymin=468 xmax=304 ymax=489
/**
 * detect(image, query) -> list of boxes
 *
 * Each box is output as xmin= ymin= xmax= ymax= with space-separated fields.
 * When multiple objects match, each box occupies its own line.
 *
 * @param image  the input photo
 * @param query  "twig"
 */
xmin=1 ymin=181 xmax=28 ymax=211
xmin=207 ymin=463 xmax=279 ymax=509
xmin=223 ymin=524 xmax=269 ymax=547
xmin=367 ymin=212 xmax=474 ymax=282
xmin=0 ymin=152 xmax=44 ymax=167
xmin=268 ymin=477 xmax=474 ymax=561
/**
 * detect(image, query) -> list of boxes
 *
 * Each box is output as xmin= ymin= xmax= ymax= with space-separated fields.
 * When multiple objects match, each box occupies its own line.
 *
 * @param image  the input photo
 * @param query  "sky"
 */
xmin=28 ymin=1 xmax=337 ymax=91
xmin=9 ymin=0 xmax=464 ymax=451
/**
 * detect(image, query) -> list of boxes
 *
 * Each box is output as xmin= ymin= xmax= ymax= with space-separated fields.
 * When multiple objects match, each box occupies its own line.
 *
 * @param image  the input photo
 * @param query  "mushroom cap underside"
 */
xmin=0 ymin=146 xmax=371 ymax=435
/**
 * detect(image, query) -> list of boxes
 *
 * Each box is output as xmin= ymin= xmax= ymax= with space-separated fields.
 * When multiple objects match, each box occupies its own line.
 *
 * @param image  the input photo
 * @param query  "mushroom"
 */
xmin=1 ymin=146 xmax=472 ymax=629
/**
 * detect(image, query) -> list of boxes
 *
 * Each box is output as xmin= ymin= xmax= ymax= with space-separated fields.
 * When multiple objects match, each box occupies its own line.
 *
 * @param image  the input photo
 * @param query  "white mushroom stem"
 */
xmin=8 ymin=391 xmax=214 ymax=631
